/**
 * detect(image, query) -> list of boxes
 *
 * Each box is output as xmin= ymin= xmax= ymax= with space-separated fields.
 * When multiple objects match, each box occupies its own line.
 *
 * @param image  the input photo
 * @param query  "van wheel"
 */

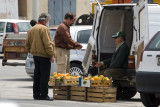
xmin=70 ymin=63 xmax=83 ymax=76
xmin=140 ymin=93 xmax=160 ymax=107
xmin=117 ymin=87 xmax=137 ymax=100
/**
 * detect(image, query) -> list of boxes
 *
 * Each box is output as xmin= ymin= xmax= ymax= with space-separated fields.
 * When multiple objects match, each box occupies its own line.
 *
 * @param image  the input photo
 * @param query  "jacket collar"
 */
xmin=115 ymin=41 xmax=124 ymax=52
xmin=62 ymin=21 xmax=70 ymax=28
xmin=38 ymin=22 xmax=46 ymax=26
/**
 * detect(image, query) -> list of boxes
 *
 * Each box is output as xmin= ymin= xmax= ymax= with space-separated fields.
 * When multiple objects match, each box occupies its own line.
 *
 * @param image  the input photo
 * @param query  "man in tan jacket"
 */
xmin=25 ymin=13 xmax=55 ymax=101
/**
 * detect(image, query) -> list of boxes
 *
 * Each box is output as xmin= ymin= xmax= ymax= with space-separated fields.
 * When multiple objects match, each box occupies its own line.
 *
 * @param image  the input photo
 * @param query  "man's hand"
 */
xmin=75 ymin=45 xmax=83 ymax=50
xmin=50 ymin=57 xmax=54 ymax=63
xmin=95 ymin=62 xmax=103 ymax=68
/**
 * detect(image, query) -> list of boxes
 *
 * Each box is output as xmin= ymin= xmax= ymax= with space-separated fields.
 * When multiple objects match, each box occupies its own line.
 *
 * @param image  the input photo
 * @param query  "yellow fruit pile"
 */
xmin=84 ymin=75 xmax=110 ymax=81
xmin=84 ymin=75 xmax=111 ymax=86
xmin=52 ymin=73 xmax=80 ymax=79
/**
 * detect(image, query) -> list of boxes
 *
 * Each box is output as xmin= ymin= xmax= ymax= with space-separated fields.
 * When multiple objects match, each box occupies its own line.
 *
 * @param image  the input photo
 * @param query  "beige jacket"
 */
xmin=25 ymin=23 xmax=55 ymax=58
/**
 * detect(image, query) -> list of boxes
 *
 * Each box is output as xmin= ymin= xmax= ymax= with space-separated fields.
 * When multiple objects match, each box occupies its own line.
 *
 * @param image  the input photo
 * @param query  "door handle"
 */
xmin=147 ymin=55 xmax=152 ymax=57
xmin=156 ymin=55 xmax=160 ymax=57
xmin=0 ymin=35 xmax=3 ymax=37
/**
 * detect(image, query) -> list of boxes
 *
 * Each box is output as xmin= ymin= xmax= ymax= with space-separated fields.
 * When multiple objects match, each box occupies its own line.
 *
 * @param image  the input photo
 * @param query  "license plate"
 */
xmin=157 ymin=57 xmax=160 ymax=66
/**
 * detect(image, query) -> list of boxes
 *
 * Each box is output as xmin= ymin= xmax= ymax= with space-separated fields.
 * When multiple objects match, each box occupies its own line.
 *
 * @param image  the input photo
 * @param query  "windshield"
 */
xmin=49 ymin=29 xmax=56 ymax=41
xmin=17 ymin=22 xmax=31 ymax=32
xmin=145 ymin=31 xmax=160 ymax=51
xmin=77 ymin=29 xmax=92 ymax=44
xmin=0 ymin=22 xmax=5 ymax=33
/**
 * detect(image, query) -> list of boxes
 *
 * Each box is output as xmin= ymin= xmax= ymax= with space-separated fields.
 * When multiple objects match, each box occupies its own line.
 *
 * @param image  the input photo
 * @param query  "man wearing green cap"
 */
xmin=95 ymin=32 xmax=129 ymax=80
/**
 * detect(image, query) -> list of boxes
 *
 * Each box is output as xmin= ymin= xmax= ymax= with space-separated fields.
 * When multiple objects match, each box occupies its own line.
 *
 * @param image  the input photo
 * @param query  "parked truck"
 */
xmin=2 ymin=34 xmax=28 ymax=66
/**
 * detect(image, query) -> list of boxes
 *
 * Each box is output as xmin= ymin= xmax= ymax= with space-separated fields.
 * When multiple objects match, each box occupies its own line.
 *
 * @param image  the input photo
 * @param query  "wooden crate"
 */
xmin=48 ymin=76 xmax=55 ymax=86
xmin=53 ymin=86 xmax=70 ymax=100
xmin=87 ymin=87 xmax=117 ymax=102
xmin=90 ymin=79 xmax=112 ymax=87
xmin=56 ymin=78 xmax=79 ymax=86
xmin=70 ymin=86 xmax=87 ymax=101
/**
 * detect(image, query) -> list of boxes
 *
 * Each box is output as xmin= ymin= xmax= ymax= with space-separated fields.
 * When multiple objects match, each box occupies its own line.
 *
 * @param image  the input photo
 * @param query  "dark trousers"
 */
xmin=33 ymin=56 xmax=51 ymax=98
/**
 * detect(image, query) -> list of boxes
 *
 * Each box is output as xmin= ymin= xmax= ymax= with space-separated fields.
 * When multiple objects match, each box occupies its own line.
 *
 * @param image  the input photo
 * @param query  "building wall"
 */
xmin=26 ymin=0 xmax=48 ymax=20
xmin=19 ymin=0 xmax=27 ymax=19
xmin=39 ymin=0 xmax=48 ymax=15
xmin=27 ymin=0 xmax=32 ymax=20
xmin=0 ymin=0 xmax=18 ymax=19
xmin=76 ymin=0 xmax=92 ymax=18
xmin=19 ymin=0 xmax=92 ymax=20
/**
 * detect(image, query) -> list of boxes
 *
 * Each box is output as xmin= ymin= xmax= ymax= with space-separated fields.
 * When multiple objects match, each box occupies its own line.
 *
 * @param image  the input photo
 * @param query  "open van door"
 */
xmin=131 ymin=0 xmax=149 ymax=53
xmin=82 ymin=4 xmax=102 ymax=73
xmin=131 ymin=0 xmax=149 ymax=69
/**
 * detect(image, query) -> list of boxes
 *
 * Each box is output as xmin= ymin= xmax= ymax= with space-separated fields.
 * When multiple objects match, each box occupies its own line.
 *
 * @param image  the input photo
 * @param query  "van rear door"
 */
xmin=82 ymin=5 xmax=102 ymax=73
xmin=130 ymin=0 xmax=149 ymax=69
xmin=131 ymin=0 xmax=149 ymax=52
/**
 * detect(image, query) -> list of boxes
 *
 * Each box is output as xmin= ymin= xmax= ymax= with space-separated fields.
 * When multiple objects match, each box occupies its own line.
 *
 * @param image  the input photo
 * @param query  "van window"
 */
xmin=145 ymin=31 xmax=160 ymax=51
xmin=0 ymin=22 xmax=5 ymax=33
xmin=17 ymin=22 xmax=31 ymax=32
xmin=6 ymin=22 xmax=14 ymax=32
xmin=77 ymin=29 xmax=91 ymax=44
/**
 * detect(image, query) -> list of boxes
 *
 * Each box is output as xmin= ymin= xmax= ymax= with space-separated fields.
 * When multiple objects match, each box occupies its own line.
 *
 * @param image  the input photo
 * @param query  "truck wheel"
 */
xmin=2 ymin=59 xmax=7 ymax=62
xmin=70 ymin=63 xmax=83 ymax=76
xmin=117 ymin=87 xmax=137 ymax=100
xmin=140 ymin=93 xmax=160 ymax=107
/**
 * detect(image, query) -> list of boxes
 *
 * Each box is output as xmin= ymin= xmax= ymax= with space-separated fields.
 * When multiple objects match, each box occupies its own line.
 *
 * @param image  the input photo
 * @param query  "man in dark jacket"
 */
xmin=95 ymin=32 xmax=129 ymax=80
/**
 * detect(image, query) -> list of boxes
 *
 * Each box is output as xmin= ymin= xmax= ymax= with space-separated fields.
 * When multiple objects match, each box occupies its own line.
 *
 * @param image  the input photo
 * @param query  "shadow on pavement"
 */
xmin=119 ymin=98 xmax=141 ymax=102
xmin=0 ymin=78 xmax=33 ymax=81
xmin=19 ymin=86 xmax=33 ymax=88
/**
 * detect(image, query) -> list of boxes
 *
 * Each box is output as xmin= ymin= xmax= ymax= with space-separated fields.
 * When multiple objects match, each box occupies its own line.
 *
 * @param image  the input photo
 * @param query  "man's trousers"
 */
xmin=33 ymin=56 xmax=51 ymax=99
xmin=55 ymin=47 xmax=70 ymax=73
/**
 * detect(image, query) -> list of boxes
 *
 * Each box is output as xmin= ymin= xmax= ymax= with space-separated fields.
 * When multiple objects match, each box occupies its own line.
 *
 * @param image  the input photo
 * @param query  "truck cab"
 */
xmin=82 ymin=0 xmax=160 ymax=100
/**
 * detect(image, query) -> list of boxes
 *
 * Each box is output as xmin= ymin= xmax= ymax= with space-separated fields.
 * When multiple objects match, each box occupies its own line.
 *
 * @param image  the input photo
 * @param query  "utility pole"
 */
xmin=33 ymin=0 xmax=39 ymax=20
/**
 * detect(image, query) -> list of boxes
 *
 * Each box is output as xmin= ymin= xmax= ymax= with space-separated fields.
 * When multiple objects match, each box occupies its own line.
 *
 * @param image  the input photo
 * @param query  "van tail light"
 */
xmin=92 ymin=50 xmax=96 ymax=67
xmin=140 ymin=39 xmax=151 ymax=62
xmin=13 ymin=23 xmax=19 ymax=33
xmin=128 ymin=55 xmax=135 ymax=69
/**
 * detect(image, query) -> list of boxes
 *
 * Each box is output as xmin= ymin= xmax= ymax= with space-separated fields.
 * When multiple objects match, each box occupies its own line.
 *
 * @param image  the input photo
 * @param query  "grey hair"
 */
xmin=38 ymin=13 xmax=51 ymax=22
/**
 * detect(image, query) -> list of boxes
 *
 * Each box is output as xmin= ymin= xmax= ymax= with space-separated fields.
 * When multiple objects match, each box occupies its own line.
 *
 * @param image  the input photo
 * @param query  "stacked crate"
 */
xmin=56 ymin=78 xmax=79 ymax=86
xmin=87 ymin=87 xmax=117 ymax=102
xmin=53 ymin=86 xmax=70 ymax=100
xmin=48 ymin=76 xmax=55 ymax=86
xmin=70 ymin=86 xmax=87 ymax=101
xmin=90 ymin=79 xmax=112 ymax=87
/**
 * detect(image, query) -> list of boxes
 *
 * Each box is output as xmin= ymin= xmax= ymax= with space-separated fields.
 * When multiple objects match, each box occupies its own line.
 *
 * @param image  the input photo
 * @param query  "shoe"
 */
xmin=40 ymin=96 xmax=53 ymax=101
xmin=34 ymin=96 xmax=41 ymax=100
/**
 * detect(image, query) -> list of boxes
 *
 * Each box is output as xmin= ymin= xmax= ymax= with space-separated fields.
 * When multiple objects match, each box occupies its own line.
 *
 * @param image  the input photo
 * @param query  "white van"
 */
xmin=82 ymin=0 xmax=160 ymax=100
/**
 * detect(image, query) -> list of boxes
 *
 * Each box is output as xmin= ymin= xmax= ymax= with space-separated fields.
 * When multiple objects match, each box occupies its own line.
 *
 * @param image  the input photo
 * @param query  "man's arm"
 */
xmin=103 ymin=58 xmax=112 ymax=67
xmin=25 ymin=33 xmax=31 ymax=53
xmin=41 ymin=28 xmax=55 ymax=58
xmin=60 ymin=27 xmax=82 ymax=49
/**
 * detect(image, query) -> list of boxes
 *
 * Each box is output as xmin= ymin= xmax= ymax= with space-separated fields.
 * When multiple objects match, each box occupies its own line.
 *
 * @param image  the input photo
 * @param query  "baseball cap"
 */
xmin=112 ymin=32 xmax=125 ymax=39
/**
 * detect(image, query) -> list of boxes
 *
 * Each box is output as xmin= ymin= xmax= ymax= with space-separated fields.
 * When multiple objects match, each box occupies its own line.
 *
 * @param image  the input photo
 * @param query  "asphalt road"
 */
xmin=0 ymin=59 xmax=144 ymax=107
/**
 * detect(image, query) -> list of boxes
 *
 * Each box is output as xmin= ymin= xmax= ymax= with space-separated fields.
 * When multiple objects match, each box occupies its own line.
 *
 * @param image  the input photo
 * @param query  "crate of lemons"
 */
xmin=83 ymin=75 xmax=112 ymax=87
xmin=48 ymin=73 xmax=80 ymax=86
